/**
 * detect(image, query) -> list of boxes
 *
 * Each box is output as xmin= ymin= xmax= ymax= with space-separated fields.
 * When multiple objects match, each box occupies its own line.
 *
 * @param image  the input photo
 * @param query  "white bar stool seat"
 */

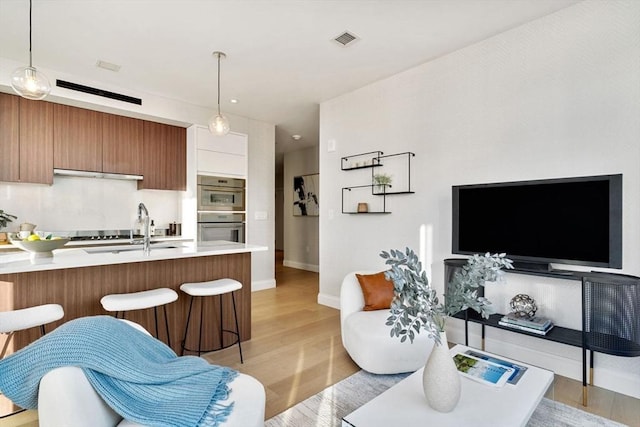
xmin=180 ymin=278 xmax=243 ymax=362
xmin=0 ymin=304 xmax=64 ymax=358
xmin=100 ymin=288 xmax=178 ymax=347
xmin=0 ymin=304 xmax=64 ymax=334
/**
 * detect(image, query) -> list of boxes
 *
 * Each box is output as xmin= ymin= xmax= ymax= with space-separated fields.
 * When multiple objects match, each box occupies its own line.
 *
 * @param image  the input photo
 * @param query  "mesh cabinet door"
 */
xmin=582 ymin=272 xmax=640 ymax=357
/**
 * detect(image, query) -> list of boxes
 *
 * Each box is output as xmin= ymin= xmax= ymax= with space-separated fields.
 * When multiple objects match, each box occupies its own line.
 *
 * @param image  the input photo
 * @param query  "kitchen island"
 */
xmin=0 ymin=241 xmax=266 ymax=355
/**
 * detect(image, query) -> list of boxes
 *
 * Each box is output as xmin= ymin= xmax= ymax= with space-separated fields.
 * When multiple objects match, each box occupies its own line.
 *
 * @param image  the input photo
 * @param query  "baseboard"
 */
xmin=283 ymin=259 xmax=319 ymax=272
xmin=446 ymin=320 xmax=640 ymax=400
xmin=317 ymin=293 xmax=340 ymax=310
xmin=252 ymin=279 xmax=276 ymax=292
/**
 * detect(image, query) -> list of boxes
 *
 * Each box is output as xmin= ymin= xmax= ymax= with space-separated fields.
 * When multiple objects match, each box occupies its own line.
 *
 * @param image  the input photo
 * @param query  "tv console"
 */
xmin=445 ymin=259 xmax=640 ymax=407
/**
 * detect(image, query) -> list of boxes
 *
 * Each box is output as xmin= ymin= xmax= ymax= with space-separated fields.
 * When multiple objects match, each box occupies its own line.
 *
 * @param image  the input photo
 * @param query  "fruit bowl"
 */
xmin=9 ymin=234 xmax=70 ymax=258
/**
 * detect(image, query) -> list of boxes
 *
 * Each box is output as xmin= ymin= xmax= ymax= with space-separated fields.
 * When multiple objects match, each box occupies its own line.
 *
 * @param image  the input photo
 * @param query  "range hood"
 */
xmin=54 ymin=169 xmax=143 ymax=181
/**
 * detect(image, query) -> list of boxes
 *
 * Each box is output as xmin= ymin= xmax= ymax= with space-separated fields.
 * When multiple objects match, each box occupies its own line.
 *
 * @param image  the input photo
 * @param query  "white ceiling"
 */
xmin=0 ymin=0 xmax=580 ymax=164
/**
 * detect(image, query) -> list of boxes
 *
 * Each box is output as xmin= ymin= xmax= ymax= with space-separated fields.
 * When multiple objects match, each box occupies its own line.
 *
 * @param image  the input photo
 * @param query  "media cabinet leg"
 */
xmin=464 ymin=315 xmax=469 ymax=346
xmin=582 ymin=346 xmax=588 ymax=406
xmin=481 ymin=324 xmax=486 ymax=351
xmin=589 ymin=350 xmax=594 ymax=385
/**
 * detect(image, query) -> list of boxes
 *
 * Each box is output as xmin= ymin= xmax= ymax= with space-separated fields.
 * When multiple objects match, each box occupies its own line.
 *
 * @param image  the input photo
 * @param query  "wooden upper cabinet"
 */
xmin=138 ymin=121 xmax=186 ymax=191
xmin=19 ymin=99 xmax=54 ymax=184
xmin=0 ymin=93 xmax=20 ymax=182
xmin=102 ymin=113 xmax=144 ymax=175
xmin=54 ymin=104 xmax=102 ymax=172
xmin=165 ymin=125 xmax=186 ymax=191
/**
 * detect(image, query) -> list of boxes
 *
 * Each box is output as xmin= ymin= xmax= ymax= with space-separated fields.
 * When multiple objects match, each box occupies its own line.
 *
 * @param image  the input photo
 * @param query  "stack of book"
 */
xmin=498 ymin=312 xmax=554 ymax=335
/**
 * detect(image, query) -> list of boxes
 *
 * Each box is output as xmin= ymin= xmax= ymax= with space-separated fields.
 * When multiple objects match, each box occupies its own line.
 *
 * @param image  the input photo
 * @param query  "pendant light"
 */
xmin=208 ymin=51 xmax=230 ymax=136
xmin=11 ymin=0 xmax=51 ymax=100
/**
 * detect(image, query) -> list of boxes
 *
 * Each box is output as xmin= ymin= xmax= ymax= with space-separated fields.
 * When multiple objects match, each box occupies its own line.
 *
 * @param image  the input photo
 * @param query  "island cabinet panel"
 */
xmin=53 ymin=104 xmax=103 ymax=172
xmin=0 ymin=253 xmax=251 ymax=356
xmin=102 ymin=113 xmax=144 ymax=175
xmin=18 ymin=98 xmax=54 ymax=184
xmin=138 ymin=121 xmax=186 ymax=191
xmin=0 ymin=93 xmax=20 ymax=182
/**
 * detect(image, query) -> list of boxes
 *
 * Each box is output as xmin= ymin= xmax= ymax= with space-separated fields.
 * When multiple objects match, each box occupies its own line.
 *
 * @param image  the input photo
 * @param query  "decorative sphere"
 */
xmin=509 ymin=294 xmax=537 ymax=318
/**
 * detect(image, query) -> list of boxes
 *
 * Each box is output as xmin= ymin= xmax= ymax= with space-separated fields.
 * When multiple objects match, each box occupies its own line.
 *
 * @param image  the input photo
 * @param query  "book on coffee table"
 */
xmin=453 ymin=352 xmax=514 ymax=387
xmin=464 ymin=350 xmax=529 ymax=385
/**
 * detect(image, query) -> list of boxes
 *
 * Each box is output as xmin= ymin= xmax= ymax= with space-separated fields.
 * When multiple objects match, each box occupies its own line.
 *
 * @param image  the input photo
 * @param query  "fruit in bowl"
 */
xmin=9 ymin=233 xmax=70 ymax=258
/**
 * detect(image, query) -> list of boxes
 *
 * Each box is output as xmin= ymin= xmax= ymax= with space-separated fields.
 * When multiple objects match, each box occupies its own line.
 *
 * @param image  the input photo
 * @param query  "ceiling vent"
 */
xmin=56 ymin=79 xmax=142 ymax=105
xmin=333 ymin=31 xmax=359 ymax=47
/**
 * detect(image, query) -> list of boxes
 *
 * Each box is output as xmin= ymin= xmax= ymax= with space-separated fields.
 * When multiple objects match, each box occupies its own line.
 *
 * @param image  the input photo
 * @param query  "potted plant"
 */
xmin=373 ymin=173 xmax=392 ymax=193
xmin=380 ymin=247 xmax=513 ymax=412
xmin=0 ymin=210 xmax=17 ymax=244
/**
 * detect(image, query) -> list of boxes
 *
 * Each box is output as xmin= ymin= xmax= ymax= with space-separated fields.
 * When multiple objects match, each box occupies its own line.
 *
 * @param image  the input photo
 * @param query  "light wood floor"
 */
xmin=2 ymin=251 xmax=639 ymax=426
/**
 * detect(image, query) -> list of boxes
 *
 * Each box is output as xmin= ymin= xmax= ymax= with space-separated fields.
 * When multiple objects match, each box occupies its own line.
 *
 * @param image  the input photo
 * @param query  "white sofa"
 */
xmin=37 ymin=320 xmax=265 ymax=427
xmin=340 ymin=271 xmax=434 ymax=374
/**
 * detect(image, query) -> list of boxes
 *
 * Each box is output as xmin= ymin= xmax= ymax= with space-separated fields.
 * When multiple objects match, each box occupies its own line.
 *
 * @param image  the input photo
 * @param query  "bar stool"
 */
xmin=180 ymin=278 xmax=243 ymax=363
xmin=0 ymin=304 xmax=64 ymax=358
xmin=100 ymin=288 xmax=178 ymax=347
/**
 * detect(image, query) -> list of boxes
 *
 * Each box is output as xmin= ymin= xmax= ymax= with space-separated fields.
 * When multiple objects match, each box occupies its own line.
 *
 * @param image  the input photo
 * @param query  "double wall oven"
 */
xmin=197 ymin=175 xmax=246 ymax=243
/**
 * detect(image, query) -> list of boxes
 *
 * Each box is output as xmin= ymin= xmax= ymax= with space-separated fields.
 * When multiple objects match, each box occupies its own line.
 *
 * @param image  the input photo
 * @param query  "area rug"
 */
xmin=265 ymin=370 xmax=628 ymax=427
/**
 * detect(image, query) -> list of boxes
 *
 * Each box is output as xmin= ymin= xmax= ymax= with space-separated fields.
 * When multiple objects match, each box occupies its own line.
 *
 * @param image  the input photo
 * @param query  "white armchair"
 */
xmin=340 ymin=271 xmax=434 ymax=374
xmin=37 ymin=320 xmax=265 ymax=427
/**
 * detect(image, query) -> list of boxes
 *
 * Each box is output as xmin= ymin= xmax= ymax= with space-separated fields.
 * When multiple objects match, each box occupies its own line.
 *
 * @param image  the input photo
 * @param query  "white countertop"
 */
xmin=0 ymin=241 xmax=267 ymax=274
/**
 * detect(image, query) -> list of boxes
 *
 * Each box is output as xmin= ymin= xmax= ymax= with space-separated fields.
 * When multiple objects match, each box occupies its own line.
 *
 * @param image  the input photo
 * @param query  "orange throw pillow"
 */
xmin=356 ymin=271 xmax=395 ymax=311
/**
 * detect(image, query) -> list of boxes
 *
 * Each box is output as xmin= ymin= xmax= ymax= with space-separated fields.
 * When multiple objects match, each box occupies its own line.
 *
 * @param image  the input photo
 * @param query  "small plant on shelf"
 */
xmin=373 ymin=173 xmax=392 ymax=192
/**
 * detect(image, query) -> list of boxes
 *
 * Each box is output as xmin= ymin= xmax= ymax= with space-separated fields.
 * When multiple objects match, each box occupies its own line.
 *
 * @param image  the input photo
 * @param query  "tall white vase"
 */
xmin=422 ymin=331 xmax=461 ymax=412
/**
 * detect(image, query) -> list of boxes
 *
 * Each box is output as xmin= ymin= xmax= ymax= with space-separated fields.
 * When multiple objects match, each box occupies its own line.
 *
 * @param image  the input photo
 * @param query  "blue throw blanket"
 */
xmin=0 ymin=316 xmax=238 ymax=426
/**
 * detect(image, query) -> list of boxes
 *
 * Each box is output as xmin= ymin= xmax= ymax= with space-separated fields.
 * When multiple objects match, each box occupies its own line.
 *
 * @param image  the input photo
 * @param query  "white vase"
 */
xmin=422 ymin=331 xmax=461 ymax=412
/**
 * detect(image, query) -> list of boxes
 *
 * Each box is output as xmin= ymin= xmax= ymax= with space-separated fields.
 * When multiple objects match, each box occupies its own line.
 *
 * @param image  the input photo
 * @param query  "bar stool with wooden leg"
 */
xmin=100 ymin=288 xmax=178 ymax=347
xmin=180 ymin=278 xmax=243 ymax=363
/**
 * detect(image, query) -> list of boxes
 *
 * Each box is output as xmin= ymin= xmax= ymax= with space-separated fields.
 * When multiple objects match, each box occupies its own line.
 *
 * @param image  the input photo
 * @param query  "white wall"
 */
xmin=247 ymin=119 xmax=276 ymax=290
xmin=283 ymin=146 xmax=319 ymax=272
xmin=0 ymin=59 xmax=275 ymax=288
xmin=319 ymin=1 xmax=640 ymax=398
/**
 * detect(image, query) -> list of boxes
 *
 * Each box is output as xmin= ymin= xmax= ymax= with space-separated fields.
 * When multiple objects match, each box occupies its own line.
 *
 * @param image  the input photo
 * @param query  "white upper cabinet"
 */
xmin=195 ymin=126 xmax=247 ymax=177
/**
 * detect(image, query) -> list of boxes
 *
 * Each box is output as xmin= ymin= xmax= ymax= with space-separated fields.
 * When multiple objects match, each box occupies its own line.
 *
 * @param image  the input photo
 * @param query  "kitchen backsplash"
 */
xmin=0 ymin=176 xmax=182 ymax=233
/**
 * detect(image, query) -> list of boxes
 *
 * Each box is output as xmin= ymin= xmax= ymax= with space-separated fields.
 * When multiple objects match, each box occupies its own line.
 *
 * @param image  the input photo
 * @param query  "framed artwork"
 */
xmin=293 ymin=174 xmax=319 ymax=216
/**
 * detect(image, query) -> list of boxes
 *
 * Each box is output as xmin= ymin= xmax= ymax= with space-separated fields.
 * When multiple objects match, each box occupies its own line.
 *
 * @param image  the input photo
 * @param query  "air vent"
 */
xmin=333 ymin=31 xmax=359 ymax=47
xmin=56 ymin=80 xmax=142 ymax=105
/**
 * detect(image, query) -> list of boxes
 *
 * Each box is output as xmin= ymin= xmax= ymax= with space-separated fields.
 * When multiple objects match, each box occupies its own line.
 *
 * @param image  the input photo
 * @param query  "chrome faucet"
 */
xmin=137 ymin=202 xmax=151 ymax=255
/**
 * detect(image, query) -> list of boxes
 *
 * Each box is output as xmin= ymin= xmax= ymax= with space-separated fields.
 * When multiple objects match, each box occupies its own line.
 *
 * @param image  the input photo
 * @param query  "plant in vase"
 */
xmin=372 ymin=173 xmax=392 ymax=194
xmin=380 ymin=248 xmax=513 ymax=412
xmin=0 ymin=210 xmax=17 ymax=244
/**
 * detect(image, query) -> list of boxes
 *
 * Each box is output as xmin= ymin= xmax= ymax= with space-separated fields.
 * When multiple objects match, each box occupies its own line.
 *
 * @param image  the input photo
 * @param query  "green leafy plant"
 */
xmin=373 ymin=173 xmax=392 ymax=188
xmin=0 ymin=210 xmax=17 ymax=230
xmin=380 ymin=248 xmax=513 ymax=346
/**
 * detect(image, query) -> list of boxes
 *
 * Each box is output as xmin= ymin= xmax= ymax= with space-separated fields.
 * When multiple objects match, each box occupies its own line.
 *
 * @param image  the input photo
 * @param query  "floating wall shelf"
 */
xmin=341 ymin=150 xmax=415 ymax=214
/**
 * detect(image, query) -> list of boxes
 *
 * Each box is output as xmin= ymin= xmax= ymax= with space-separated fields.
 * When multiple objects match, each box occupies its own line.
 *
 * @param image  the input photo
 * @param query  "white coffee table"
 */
xmin=342 ymin=344 xmax=554 ymax=427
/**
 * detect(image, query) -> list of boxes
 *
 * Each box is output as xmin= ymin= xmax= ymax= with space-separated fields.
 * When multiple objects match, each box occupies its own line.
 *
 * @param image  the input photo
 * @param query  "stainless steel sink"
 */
xmin=84 ymin=243 xmax=182 ymax=254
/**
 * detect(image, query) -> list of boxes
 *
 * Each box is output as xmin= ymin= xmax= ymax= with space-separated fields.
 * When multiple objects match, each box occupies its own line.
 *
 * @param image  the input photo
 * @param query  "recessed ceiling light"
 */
xmin=96 ymin=60 xmax=121 ymax=72
xmin=230 ymin=99 xmax=238 ymax=104
xmin=292 ymin=134 xmax=302 ymax=141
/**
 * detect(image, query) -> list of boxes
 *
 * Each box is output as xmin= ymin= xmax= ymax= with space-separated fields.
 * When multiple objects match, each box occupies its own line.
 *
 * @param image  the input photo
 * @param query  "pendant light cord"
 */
xmin=29 ymin=0 xmax=33 ymax=67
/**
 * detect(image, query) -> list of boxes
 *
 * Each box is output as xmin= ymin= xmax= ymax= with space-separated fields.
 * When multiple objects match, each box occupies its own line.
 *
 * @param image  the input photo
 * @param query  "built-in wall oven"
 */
xmin=197 ymin=176 xmax=245 ymax=211
xmin=198 ymin=213 xmax=245 ymax=243
xmin=197 ymin=175 xmax=246 ymax=243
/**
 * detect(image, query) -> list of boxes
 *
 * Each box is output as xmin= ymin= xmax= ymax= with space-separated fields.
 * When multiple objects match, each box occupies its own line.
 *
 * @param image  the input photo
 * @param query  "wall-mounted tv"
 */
xmin=452 ymin=174 xmax=622 ymax=271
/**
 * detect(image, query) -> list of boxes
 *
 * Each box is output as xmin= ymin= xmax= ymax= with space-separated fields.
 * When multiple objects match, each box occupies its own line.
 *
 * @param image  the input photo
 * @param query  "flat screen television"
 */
xmin=452 ymin=174 xmax=623 ymax=271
